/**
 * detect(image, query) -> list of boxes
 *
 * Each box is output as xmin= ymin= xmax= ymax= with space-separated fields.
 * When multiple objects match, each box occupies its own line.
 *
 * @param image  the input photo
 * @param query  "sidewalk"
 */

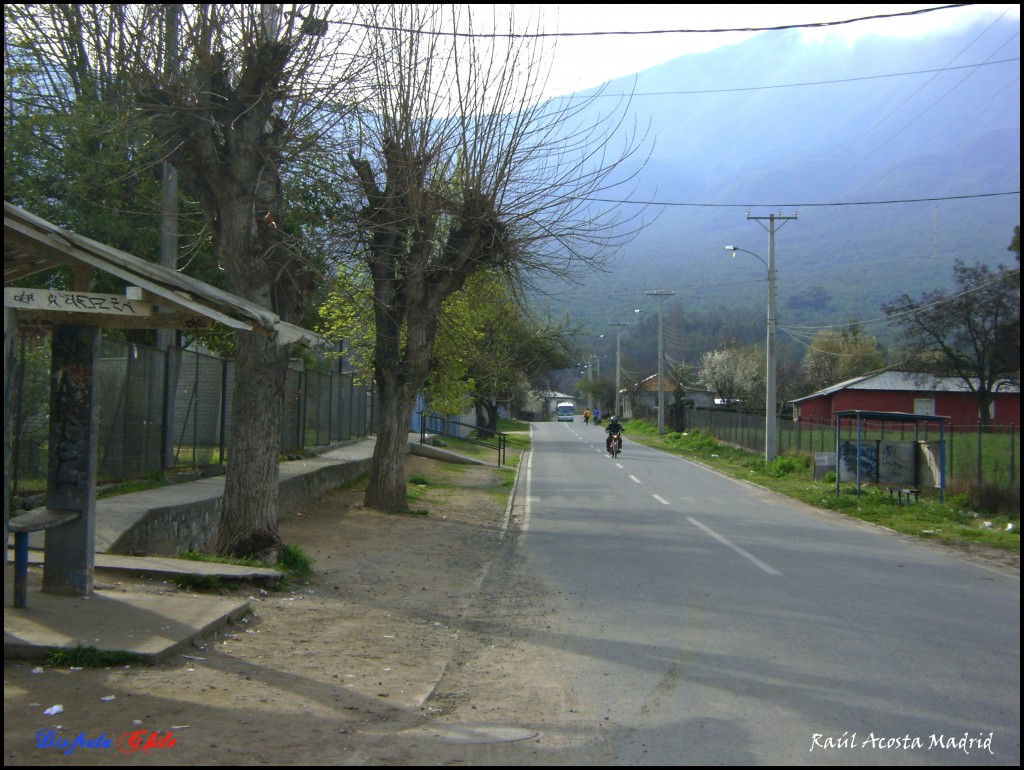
xmin=4 ymin=434 xmax=496 ymax=663
xmin=5 ymin=438 xmax=382 ymax=663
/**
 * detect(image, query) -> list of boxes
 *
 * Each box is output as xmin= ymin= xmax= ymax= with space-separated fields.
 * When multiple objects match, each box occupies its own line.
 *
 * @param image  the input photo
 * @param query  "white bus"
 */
xmin=555 ymin=402 xmax=576 ymax=422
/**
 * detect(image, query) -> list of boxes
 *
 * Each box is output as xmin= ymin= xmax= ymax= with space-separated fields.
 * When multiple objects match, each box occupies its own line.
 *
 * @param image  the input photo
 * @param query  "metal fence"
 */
xmin=419 ymin=412 xmax=508 ymax=466
xmin=682 ymin=407 xmax=1020 ymax=490
xmin=10 ymin=333 xmax=378 ymax=497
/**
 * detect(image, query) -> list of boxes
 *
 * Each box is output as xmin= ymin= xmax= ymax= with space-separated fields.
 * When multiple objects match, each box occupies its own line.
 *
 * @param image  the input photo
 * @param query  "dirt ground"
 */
xmin=4 ymin=452 xmax=600 ymax=766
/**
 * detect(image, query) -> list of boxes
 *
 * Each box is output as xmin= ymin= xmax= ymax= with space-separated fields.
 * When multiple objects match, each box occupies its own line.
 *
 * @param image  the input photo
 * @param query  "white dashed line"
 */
xmin=686 ymin=516 xmax=782 ymax=576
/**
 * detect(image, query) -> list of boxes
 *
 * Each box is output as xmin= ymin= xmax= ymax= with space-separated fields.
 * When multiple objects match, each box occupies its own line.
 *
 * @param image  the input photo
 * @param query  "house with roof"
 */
xmin=791 ymin=371 xmax=1020 ymax=429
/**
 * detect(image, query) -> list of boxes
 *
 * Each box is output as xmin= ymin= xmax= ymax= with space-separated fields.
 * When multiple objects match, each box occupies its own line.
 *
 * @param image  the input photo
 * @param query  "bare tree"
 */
xmin=344 ymin=5 xmax=647 ymax=510
xmin=134 ymin=5 xmax=364 ymax=557
xmin=883 ymin=256 xmax=1020 ymax=426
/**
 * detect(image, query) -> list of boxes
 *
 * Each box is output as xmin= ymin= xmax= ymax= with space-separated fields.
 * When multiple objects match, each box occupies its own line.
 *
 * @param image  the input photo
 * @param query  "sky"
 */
xmin=512 ymin=4 xmax=1021 ymax=99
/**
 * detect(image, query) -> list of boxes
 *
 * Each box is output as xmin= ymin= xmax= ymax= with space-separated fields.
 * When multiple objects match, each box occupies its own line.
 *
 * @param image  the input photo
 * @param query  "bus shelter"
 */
xmin=833 ymin=410 xmax=948 ymax=502
xmin=5 ymin=202 xmax=322 ymax=605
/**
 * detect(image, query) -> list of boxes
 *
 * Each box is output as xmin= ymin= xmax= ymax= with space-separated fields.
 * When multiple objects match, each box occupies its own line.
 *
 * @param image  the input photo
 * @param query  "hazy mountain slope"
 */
xmin=536 ymin=19 xmax=1021 ymax=349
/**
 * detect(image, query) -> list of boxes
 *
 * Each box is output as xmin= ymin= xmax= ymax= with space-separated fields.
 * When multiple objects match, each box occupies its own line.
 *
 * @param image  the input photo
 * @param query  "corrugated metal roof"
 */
xmin=4 ymin=201 xmax=324 ymax=348
xmin=792 ymin=370 xmax=1019 ymax=403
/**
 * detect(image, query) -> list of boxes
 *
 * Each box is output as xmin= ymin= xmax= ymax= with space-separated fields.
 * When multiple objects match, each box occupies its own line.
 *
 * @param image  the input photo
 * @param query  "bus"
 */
xmin=556 ymin=402 xmax=576 ymax=422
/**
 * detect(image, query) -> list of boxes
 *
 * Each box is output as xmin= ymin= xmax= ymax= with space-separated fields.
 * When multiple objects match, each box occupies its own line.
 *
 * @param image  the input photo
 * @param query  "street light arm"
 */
xmin=723 ymin=245 xmax=768 ymax=270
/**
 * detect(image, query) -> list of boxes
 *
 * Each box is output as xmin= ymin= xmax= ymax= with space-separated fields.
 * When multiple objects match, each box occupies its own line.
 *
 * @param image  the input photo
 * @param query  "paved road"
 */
xmin=516 ymin=421 xmax=1020 ymax=765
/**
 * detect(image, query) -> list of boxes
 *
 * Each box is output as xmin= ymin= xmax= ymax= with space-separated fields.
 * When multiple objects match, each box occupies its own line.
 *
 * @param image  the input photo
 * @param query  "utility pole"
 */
xmin=157 ymin=3 xmax=181 ymax=353
xmin=586 ymin=355 xmax=594 ymax=411
xmin=609 ymin=322 xmax=631 ymax=418
xmin=646 ymin=291 xmax=674 ymax=434
xmin=158 ymin=4 xmax=182 ymax=472
xmin=745 ymin=212 xmax=796 ymax=462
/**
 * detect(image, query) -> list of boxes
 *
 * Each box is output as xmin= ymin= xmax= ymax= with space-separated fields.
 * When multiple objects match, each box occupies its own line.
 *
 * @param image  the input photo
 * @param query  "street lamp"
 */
xmin=724 ymin=244 xmax=777 ymax=462
xmin=724 ymin=211 xmax=796 ymax=462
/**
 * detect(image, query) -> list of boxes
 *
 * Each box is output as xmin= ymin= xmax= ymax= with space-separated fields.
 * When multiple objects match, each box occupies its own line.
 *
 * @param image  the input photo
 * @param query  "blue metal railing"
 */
xmin=418 ymin=412 xmax=508 ymax=466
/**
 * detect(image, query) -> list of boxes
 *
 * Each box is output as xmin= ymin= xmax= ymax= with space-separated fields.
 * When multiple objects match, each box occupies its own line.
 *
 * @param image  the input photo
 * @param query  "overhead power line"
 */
xmin=344 ymin=5 xmax=974 ymax=40
xmin=590 ymin=191 xmax=1020 ymax=209
xmin=567 ymin=57 xmax=1019 ymax=98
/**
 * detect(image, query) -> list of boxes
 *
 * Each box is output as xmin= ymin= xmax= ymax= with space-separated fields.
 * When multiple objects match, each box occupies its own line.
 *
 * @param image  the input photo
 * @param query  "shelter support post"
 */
xmin=42 ymin=324 xmax=99 ymax=597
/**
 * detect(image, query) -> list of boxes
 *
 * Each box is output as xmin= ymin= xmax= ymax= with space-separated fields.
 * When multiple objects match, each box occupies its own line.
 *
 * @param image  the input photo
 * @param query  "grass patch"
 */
xmin=180 ymin=550 xmax=266 ymax=569
xmin=96 ymin=476 xmax=168 ymax=499
xmin=45 ymin=644 xmax=139 ymax=668
xmin=179 ymin=543 xmax=314 ymax=581
xmin=174 ymin=573 xmax=222 ymax=591
xmin=624 ymin=420 xmax=1019 ymax=553
xmin=394 ymin=508 xmax=430 ymax=517
xmin=497 ymin=418 xmax=532 ymax=432
xmin=279 ymin=543 xmax=314 ymax=577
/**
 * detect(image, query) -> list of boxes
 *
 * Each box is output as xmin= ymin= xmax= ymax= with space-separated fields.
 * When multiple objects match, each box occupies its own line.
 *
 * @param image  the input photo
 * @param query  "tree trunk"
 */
xmin=977 ymin=390 xmax=994 ymax=427
xmin=214 ymin=330 xmax=291 ymax=559
xmin=484 ymin=400 xmax=499 ymax=433
xmin=364 ymin=378 xmax=416 ymax=511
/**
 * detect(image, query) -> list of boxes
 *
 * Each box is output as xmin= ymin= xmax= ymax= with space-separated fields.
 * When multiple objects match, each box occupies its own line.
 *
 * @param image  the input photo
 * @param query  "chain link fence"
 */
xmin=681 ymin=407 xmax=1019 ymax=491
xmin=10 ymin=333 xmax=377 ymax=498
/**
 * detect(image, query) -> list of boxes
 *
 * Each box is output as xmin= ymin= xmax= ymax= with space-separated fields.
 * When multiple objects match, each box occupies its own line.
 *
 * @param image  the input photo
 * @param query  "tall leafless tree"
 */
xmin=344 ymin=5 xmax=648 ymax=511
xmin=134 ymin=4 xmax=364 ymax=556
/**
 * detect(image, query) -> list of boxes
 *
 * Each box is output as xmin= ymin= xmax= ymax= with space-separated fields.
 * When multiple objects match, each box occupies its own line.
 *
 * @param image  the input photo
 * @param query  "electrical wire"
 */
xmin=342 ymin=6 xmax=974 ymax=40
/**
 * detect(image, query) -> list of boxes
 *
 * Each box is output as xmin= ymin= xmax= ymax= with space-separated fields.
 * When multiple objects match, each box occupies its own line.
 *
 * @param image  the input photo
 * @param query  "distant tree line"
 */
xmin=573 ymin=227 xmax=1019 ymax=422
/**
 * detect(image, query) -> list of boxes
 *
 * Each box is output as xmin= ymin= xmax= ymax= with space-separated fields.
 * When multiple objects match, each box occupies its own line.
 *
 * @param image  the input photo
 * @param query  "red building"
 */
xmin=791 ymin=372 xmax=1020 ymax=430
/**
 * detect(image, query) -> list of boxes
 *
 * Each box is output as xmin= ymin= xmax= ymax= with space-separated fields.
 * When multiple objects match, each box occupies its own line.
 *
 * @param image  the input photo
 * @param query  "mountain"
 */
xmin=534 ymin=18 xmax=1021 ymax=362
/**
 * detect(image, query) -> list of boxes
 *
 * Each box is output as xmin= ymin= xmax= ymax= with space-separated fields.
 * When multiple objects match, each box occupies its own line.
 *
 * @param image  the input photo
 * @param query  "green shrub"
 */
xmin=279 ymin=543 xmax=314 ymax=577
xmin=764 ymin=455 xmax=809 ymax=478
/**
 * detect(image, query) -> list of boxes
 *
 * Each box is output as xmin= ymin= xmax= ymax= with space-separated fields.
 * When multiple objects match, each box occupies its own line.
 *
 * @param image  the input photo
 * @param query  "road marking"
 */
xmin=499 ymin=448 xmax=529 ymax=544
xmin=521 ymin=450 xmax=533 ymax=536
xmin=629 ymin=475 xmax=641 ymax=484
xmin=686 ymin=516 xmax=782 ymax=576
xmin=652 ymin=494 xmax=670 ymax=505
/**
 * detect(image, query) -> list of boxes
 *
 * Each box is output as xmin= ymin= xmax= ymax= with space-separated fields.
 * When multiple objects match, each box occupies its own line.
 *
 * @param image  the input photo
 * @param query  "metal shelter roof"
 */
xmin=833 ymin=410 xmax=950 ymax=425
xmin=4 ymin=201 xmax=323 ymax=348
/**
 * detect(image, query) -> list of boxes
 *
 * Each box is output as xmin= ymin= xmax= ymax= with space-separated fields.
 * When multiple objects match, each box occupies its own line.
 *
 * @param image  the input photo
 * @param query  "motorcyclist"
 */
xmin=605 ymin=416 xmax=624 ymax=454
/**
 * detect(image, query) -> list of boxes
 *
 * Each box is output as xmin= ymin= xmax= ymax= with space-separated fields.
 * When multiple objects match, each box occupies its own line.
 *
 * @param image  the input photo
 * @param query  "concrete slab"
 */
xmin=8 ymin=549 xmax=283 ymax=585
xmin=4 ymin=564 xmax=250 ymax=664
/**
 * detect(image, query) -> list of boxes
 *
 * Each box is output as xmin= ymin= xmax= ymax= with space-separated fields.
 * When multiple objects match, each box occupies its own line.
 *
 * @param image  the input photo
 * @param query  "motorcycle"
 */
xmin=607 ymin=433 xmax=622 ymax=458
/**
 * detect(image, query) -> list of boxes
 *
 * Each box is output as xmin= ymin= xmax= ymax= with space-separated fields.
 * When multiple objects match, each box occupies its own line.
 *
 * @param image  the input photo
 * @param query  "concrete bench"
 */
xmin=8 ymin=509 xmax=80 ymax=608
xmin=888 ymin=487 xmax=921 ymax=505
